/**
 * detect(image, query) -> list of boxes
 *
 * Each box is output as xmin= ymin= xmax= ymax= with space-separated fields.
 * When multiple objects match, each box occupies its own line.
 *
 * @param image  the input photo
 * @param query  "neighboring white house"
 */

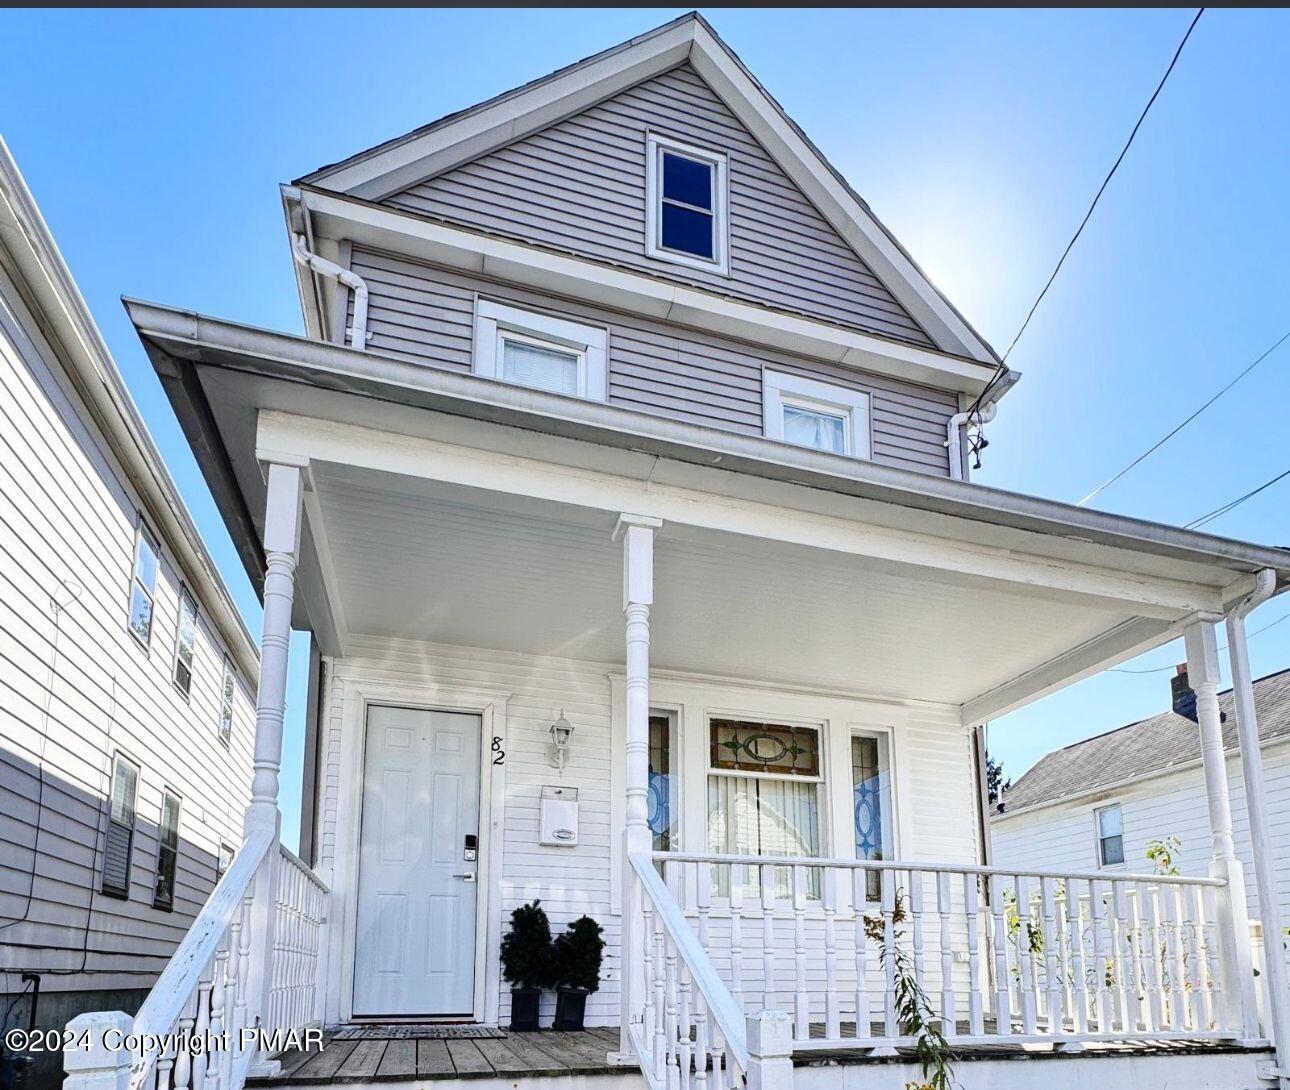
xmin=991 ymin=665 xmax=1290 ymax=941
xmin=59 ymin=14 xmax=1290 ymax=1090
xmin=0 ymin=140 xmax=260 ymax=1088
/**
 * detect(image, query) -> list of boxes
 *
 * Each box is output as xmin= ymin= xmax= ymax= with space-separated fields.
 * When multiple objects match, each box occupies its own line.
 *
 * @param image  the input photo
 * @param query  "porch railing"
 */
xmin=63 ymin=831 xmax=330 ymax=1090
xmin=638 ymin=851 xmax=1242 ymax=1058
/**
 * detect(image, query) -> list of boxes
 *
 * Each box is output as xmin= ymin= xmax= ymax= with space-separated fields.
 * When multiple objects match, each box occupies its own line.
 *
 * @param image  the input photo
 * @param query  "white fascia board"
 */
xmin=685 ymin=23 xmax=997 ymax=365
xmin=304 ymin=24 xmax=695 ymax=200
xmin=298 ymin=187 xmax=998 ymax=395
xmin=255 ymin=410 xmax=1226 ymax=620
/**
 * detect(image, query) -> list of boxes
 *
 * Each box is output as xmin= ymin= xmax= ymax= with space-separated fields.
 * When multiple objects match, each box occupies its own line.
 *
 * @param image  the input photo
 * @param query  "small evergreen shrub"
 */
xmin=553 ymin=915 xmax=605 ymax=993
xmin=500 ymin=900 xmax=555 ymax=990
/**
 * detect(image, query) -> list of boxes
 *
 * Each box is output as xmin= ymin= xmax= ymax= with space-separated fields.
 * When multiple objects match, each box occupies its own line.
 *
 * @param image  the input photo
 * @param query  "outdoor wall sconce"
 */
xmin=549 ymin=711 xmax=574 ymax=769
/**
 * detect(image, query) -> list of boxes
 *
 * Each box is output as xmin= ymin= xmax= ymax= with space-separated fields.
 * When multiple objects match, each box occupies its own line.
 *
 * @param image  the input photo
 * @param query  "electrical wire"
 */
xmin=965 ymin=8 xmax=1205 ymax=423
xmin=1109 ymin=610 xmax=1290 ymax=674
xmin=1078 ymin=328 xmax=1290 ymax=506
xmin=1184 ymin=467 xmax=1290 ymax=530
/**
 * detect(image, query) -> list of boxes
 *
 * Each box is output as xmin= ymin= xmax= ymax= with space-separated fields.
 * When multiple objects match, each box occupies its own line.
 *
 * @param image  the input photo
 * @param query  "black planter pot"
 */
xmin=509 ymin=987 xmax=542 ymax=1032
xmin=552 ymin=987 xmax=589 ymax=1031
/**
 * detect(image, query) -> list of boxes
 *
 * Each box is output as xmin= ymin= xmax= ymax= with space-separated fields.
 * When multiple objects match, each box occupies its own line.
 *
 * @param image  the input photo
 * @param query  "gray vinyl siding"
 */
xmin=383 ymin=64 xmax=934 ymax=349
xmin=0 ymin=260 xmax=256 ymax=995
xmin=349 ymin=246 xmax=955 ymax=476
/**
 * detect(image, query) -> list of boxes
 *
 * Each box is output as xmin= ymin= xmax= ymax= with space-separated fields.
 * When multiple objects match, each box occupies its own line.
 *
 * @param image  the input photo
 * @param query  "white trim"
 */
xmin=763 ymin=369 xmax=871 ymax=459
xmin=294 ymin=186 xmax=999 ymax=398
xmin=472 ymin=298 xmax=608 ymax=401
xmin=328 ymin=674 xmax=510 ymax=1025
xmin=645 ymin=132 xmax=730 ymax=275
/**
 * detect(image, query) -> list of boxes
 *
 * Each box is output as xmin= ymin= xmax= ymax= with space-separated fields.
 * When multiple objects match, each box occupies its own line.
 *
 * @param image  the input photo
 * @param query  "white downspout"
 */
xmin=291 ymin=233 xmax=369 ymax=352
xmin=1225 ymin=569 xmax=1290 ymax=1086
xmin=946 ymin=402 xmax=996 ymax=481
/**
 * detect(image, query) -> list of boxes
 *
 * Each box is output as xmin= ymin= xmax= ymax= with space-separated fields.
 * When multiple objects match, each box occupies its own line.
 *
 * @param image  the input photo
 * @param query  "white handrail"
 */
xmin=631 ymin=852 xmax=749 ymax=1069
xmin=129 ymin=827 xmax=276 ymax=1090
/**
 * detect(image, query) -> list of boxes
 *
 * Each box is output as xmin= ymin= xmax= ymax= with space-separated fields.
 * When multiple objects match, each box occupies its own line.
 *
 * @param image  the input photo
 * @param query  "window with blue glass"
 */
xmin=852 ymin=733 xmax=893 ymax=901
xmin=646 ymin=134 xmax=728 ymax=273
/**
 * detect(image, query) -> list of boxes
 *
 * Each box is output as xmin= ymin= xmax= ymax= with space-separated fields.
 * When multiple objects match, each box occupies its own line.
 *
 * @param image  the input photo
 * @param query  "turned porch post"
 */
xmin=1184 ymin=621 xmax=1259 ymax=1040
xmin=616 ymin=514 xmax=660 ymax=1060
xmin=244 ymin=461 xmax=305 ymax=1061
xmin=1226 ymin=572 xmax=1290 ymax=1085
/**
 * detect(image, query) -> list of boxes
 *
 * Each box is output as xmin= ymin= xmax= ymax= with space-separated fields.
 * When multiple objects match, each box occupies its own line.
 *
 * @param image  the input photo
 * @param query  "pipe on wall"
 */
xmin=946 ymin=402 xmax=997 ymax=481
xmin=290 ymin=233 xmax=369 ymax=352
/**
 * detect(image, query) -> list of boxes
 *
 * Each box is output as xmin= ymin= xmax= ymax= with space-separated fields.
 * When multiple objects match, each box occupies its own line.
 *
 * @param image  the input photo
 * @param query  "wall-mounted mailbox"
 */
xmin=539 ymin=785 xmax=579 ymax=847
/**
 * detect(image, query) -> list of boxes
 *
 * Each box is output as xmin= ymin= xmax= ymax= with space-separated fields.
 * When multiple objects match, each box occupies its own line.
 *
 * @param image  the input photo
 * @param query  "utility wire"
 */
xmin=1110 ymin=610 xmax=1290 ymax=674
xmin=1078 ymin=328 xmax=1290 ymax=506
xmin=966 ymin=8 xmax=1204 ymax=422
xmin=1184 ymin=467 xmax=1290 ymax=531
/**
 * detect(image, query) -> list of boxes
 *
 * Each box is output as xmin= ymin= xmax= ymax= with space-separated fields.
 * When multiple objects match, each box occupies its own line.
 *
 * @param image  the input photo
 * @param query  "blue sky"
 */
xmin=2 ymin=8 xmax=1288 ymax=844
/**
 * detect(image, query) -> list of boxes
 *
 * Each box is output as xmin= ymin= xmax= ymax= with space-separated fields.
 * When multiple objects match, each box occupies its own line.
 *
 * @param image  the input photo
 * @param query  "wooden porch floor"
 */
xmin=250 ymin=1026 xmax=1265 ymax=1085
xmin=249 ymin=1028 xmax=633 ymax=1084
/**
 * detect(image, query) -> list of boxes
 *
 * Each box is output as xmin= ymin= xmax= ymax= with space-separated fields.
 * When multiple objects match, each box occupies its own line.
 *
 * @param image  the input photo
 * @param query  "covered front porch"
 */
xmin=66 ymin=304 xmax=1290 ymax=1090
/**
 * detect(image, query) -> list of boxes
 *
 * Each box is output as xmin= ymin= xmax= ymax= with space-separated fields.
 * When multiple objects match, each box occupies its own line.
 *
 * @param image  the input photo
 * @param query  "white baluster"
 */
xmin=761 ymin=864 xmax=777 ymax=1014
xmin=1041 ymin=878 xmax=1062 ymax=1034
xmin=1015 ymin=875 xmax=1038 ymax=1035
xmin=642 ymin=893 xmax=658 ymax=1074
xmin=1068 ymin=881 xmax=1090 ymax=1037
xmin=823 ymin=868 xmax=840 ymax=1041
xmin=1201 ymin=884 xmax=1222 ymax=1030
xmin=852 ymin=869 xmax=871 ymax=1040
xmin=203 ymin=942 xmax=227 ymax=1090
xmin=172 ymin=986 xmax=198 ymax=1090
xmin=964 ymin=873 xmax=984 ymax=1036
xmin=937 ymin=871 xmax=955 ymax=1037
xmin=693 ymin=989 xmax=710 ymax=1090
xmin=664 ymin=929 xmax=681 ymax=1090
xmin=990 ymin=873 xmax=1012 ymax=1036
xmin=155 ymin=1025 xmax=176 ymax=1090
xmin=730 ymin=863 xmax=745 ymax=1012
xmin=1089 ymin=880 xmax=1112 ymax=1033
xmin=653 ymin=906 xmax=668 ymax=1077
xmin=1188 ymin=885 xmax=1211 ymax=1031
xmin=1109 ymin=882 xmax=1136 ymax=1032
xmin=881 ymin=868 xmax=898 ymax=1039
xmin=191 ymin=969 xmax=213 ymax=1090
xmin=908 ymin=871 xmax=927 ymax=1015
xmin=791 ymin=866 xmax=808 ymax=1040
xmin=1166 ymin=885 xmax=1187 ymax=1032
xmin=1141 ymin=885 xmax=1165 ymax=1032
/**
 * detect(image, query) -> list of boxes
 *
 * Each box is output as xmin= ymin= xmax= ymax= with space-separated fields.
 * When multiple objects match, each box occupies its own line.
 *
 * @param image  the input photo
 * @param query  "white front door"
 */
xmin=353 ymin=705 xmax=481 ymax=1016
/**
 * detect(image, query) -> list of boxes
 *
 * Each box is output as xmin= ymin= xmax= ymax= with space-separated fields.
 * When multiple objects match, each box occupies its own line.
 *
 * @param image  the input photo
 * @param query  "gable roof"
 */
xmin=297 ymin=13 xmax=1002 ymax=369
xmin=995 ymin=666 xmax=1290 ymax=816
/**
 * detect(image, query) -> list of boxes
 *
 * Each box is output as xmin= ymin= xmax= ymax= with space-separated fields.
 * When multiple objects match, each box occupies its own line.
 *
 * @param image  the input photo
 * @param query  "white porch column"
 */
xmin=615 ymin=513 xmax=660 ymax=1061
xmin=244 ymin=461 xmax=304 ymax=1064
xmin=1226 ymin=572 xmax=1290 ymax=1085
xmin=1184 ymin=621 xmax=1259 ymax=1040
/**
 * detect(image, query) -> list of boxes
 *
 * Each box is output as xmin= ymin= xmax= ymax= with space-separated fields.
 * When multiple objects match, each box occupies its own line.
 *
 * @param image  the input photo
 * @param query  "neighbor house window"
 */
xmin=216 ymin=841 xmax=234 ymax=880
xmin=218 ymin=656 xmax=236 ymax=744
xmin=102 ymin=753 xmax=139 ymax=898
xmin=764 ymin=371 xmax=871 ymax=458
xmin=852 ymin=733 xmax=894 ymax=902
xmin=128 ymin=518 xmax=160 ymax=647
xmin=472 ymin=299 xmax=607 ymax=400
xmin=173 ymin=587 xmax=198 ymax=696
xmin=153 ymin=789 xmax=181 ymax=911
xmin=1096 ymin=804 xmax=1125 ymax=867
xmin=648 ymin=712 xmax=678 ymax=856
xmin=646 ymin=133 xmax=728 ymax=274
xmin=707 ymin=718 xmax=822 ymax=898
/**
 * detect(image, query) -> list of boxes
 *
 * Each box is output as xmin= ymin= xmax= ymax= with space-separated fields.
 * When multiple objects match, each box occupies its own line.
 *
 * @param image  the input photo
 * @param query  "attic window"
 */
xmin=646 ymin=134 xmax=728 ymax=274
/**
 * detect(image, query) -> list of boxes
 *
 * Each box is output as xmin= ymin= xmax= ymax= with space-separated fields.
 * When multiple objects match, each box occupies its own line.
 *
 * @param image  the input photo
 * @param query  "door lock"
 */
xmin=452 ymin=872 xmax=476 ymax=883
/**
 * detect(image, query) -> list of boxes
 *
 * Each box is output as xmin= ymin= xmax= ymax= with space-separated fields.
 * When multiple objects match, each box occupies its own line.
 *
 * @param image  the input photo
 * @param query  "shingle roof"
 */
xmin=995 ymin=667 xmax=1290 ymax=815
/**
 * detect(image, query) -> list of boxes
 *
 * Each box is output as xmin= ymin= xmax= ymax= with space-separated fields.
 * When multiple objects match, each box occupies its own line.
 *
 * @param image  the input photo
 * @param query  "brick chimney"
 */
xmin=1171 ymin=665 xmax=1198 ymax=722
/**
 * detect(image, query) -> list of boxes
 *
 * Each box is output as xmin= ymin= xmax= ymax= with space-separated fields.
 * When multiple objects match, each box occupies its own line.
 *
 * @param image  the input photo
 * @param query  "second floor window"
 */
xmin=102 ymin=753 xmax=139 ymax=898
xmin=646 ymin=133 xmax=728 ymax=274
xmin=763 ymin=371 xmax=872 ymax=459
xmin=219 ymin=656 xmax=236 ymax=743
xmin=153 ymin=789 xmax=181 ymax=911
xmin=173 ymin=588 xmax=198 ymax=696
xmin=473 ymin=299 xmax=607 ymax=400
xmin=1096 ymin=804 xmax=1125 ymax=867
xmin=128 ymin=517 xmax=159 ymax=647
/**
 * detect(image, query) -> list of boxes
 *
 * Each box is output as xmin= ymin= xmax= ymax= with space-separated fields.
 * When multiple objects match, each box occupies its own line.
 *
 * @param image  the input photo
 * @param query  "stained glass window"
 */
xmin=709 ymin=720 xmax=819 ymax=777
xmin=852 ymin=734 xmax=892 ymax=902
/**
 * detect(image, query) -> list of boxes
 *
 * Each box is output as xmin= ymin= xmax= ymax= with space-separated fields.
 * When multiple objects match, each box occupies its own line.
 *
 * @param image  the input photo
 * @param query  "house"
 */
xmin=64 ymin=14 xmax=1290 ymax=1090
xmin=0 ymin=140 xmax=260 ymax=1089
xmin=991 ymin=665 xmax=1290 ymax=960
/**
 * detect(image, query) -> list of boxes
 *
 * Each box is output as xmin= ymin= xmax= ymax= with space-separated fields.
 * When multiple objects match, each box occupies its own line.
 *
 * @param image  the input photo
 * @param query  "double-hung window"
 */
xmin=173 ymin=587 xmax=198 ymax=696
xmin=216 ymin=841 xmax=234 ymax=880
xmin=153 ymin=789 xmax=181 ymax=911
xmin=128 ymin=517 xmax=160 ymax=647
xmin=1096 ymin=804 xmax=1125 ymax=867
xmin=646 ymin=134 xmax=728 ymax=274
xmin=472 ymin=300 xmax=607 ymax=400
xmin=102 ymin=753 xmax=139 ymax=898
xmin=764 ymin=371 xmax=871 ymax=458
xmin=218 ymin=656 xmax=236 ymax=744
xmin=707 ymin=717 xmax=822 ymax=897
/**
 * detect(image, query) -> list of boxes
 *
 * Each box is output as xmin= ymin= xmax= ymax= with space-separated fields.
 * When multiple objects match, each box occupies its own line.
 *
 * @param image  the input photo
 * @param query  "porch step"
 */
xmin=249 ymin=1027 xmax=643 ymax=1087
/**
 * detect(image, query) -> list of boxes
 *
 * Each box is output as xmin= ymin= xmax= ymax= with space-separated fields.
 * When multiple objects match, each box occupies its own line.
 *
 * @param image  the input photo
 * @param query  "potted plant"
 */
xmin=500 ymin=900 xmax=554 ymax=1031
xmin=551 ymin=915 xmax=604 ymax=1031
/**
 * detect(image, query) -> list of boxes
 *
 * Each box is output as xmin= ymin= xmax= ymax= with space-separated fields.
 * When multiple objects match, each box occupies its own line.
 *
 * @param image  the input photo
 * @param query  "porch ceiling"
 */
xmin=308 ymin=461 xmax=1132 ymax=707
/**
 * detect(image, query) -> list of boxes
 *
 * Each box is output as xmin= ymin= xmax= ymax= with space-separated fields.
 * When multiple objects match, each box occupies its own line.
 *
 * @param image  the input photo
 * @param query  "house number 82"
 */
xmin=491 ymin=737 xmax=505 ymax=765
